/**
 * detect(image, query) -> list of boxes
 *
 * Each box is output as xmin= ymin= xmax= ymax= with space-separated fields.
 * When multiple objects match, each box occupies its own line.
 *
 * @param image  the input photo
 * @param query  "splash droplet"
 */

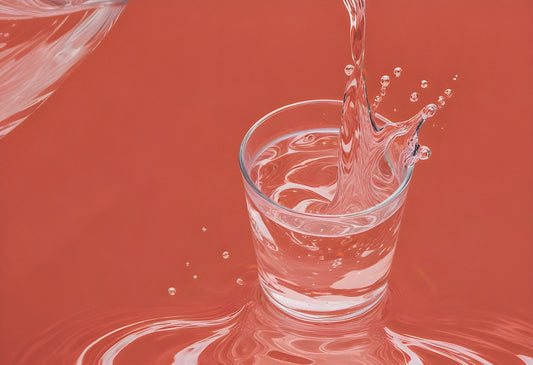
xmin=393 ymin=67 xmax=402 ymax=78
xmin=438 ymin=96 xmax=446 ymax=106
xmin=417 ymin=146 xmax=431 ymax=160
xmin=344 ymin=64 xmax=354 ymax=76
xmin=421 ymin=80 xmax=428 ymax=89
xmin=444 ymin=89 xmax=453 ymax=98
xmin=236 ymin=278 xmax=245 ymax=286
xmin=380 ymin=75 xmax=390 ymax=87
xmin=168 ymin=287 xmax=176 ymax=296
xmin=222 ymin=251 xmax=230 ymax=260
xmin=193 ymin=274 xmax=198 ymax=279
xmin=201 ymin=226 xmax=207 ymax=232
xmin=410 ymin=92 xmax=419 ymax=102
xmin=424 ymin=104 xmax=438 ymax=118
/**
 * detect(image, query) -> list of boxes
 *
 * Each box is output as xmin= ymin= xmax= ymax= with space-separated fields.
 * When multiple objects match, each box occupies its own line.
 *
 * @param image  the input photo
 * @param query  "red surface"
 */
xmin=0 ymin=0 xmax=532 ymax=363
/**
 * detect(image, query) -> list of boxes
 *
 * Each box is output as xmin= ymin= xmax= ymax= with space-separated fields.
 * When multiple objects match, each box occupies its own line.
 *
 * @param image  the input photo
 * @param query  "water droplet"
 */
xmin=380 ymin=75 xmax=390 ymax=87
xmin=236 ymin=278 xmax=245 ymax=286
xmin=393 ymin=67 xmax=402 ymax=78
xmin=444 ymin=89 xmax=453 ymax=98
xmin=438 ymin=95 xmax=446 ymax=106
xmin=410 ymin=92 xmax=419 ymax=102
xmin=168 ymin=287 xmax=176 ymax=296
xmin=344 ymin=64 xmax=354 ymax=76
xmin=185 ymin=261 xmax=191 ymax=267
xmin=421 ymin=80 xmax=428 ymax=89
xmin=424 ymin=104 xmax=438 ymax=118
xmin=418 ymin=146 xmax=431 ymax=160
xmin=193 ymin=274 xmax=198 ymax=279
xmin=222 ymin=251 xmax=230 ymax=259
xmin=201 ymin=226 xmax=207 ymax=232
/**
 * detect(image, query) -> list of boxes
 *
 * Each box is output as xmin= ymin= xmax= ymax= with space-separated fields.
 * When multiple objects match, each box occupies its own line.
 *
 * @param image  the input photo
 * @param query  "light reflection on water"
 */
xmin=14 ymin=279 xmax=533 ymax=365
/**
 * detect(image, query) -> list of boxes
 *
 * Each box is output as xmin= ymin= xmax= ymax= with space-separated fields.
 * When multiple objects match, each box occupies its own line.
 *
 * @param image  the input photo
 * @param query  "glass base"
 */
xmin=259 ymin=281 xmax=388 ymax=323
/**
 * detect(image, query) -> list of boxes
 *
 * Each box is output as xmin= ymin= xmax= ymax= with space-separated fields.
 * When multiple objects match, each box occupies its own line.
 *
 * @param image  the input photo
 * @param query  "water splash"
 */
xmin=0 ymin=0 xmax=127 ymax=138
xmin=326 ymin=1 xmax=439 ymax=214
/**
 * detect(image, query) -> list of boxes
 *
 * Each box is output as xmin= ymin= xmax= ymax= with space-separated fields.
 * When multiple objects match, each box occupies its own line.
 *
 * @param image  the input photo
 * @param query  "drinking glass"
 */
xmin=239 ymin=100 xmax=412 ymax=321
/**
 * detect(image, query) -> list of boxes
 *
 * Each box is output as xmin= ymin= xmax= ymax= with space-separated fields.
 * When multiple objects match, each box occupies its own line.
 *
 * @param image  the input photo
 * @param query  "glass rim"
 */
xmin=239 ymin=99 xmax=414 ymax=219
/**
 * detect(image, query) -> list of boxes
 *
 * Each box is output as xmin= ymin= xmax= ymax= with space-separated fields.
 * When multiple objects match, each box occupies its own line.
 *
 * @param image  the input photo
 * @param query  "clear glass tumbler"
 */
xmin=239 ymin=100 xmax=413 ymax=321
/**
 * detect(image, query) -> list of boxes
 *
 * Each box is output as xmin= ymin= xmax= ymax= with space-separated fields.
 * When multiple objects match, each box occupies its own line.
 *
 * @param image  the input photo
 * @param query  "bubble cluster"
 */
xmin=437 ymin=96 xmax=446 ymax=107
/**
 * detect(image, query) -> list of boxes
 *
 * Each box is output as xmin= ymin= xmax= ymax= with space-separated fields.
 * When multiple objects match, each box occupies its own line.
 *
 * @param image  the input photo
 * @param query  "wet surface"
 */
xmin=1 ymin=0 xmax=532 ymax=363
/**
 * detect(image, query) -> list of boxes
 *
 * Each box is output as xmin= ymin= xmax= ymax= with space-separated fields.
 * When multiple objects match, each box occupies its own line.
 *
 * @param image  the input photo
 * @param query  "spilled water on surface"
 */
xmin=0 ymin=0 xmax=127 ymax=138
xmin=13 ymin=277 xmax=533 ymax=364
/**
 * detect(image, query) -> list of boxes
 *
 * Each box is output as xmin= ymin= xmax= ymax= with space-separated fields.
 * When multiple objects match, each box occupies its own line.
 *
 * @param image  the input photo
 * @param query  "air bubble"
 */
xmin=222 ymin=251 xmax=230 ymax=260
xmin=421 ymin=80 xmax=428 ymax=89
xmin=452 ymin=74 xmax=459 ymax=81
xmin=438 ymin=96 xmax=446 ymax=106
xmin=168 ymin=287 xmax=177 ymax=296
xmin=393 ymin=67 xmax=402 ymax=78
xmin=380 ymin=75 xmax=390 ymax=87
xmin=185 ymin=261 xmax=190 ymax=267
xmin=201 ymin=226 xmax=207 ymax=232
xmin=236 ymin=278 xmax=245 ymax=286
xmin=410 ymin=92 xmax=419 ymax=102
xmin=344 ymin=64 xmax=354 ymax=76
xmin=418 ymin=146 xmax=431 ymax=160
xmin=444 ymin=89 xmax=453 ymax=98
xmin=193 ymin=274 xmax=198 ymax=279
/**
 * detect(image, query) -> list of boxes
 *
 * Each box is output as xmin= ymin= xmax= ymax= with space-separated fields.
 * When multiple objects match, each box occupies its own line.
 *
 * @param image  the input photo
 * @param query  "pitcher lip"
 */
xmin=239 ymin=99 xmax=413 ymax=219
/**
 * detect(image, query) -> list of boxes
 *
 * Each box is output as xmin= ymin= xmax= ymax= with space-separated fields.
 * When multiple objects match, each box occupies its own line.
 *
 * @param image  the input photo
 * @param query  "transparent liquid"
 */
xmin=247 ymin=130 xmax=407 ymax=320
xmin=0 ymin=0 xmax=126 ymax=138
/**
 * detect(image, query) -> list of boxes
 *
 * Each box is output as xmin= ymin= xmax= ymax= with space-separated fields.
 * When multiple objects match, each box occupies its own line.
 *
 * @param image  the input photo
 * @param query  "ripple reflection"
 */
xmin=14 ymin=283 xmax=533 ymax=364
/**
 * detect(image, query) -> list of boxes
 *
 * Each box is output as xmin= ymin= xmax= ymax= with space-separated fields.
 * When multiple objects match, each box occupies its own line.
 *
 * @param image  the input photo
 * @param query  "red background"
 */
xmin=0 ymin=1 xmax=532 ymax=362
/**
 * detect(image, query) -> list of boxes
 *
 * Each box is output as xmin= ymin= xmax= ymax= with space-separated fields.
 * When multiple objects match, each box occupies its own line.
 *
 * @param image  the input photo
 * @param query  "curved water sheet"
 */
xmin=14 ymin=283 xmax=533 ymax=364
xmin=0 ymin=0 xmax=127 ymax=138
